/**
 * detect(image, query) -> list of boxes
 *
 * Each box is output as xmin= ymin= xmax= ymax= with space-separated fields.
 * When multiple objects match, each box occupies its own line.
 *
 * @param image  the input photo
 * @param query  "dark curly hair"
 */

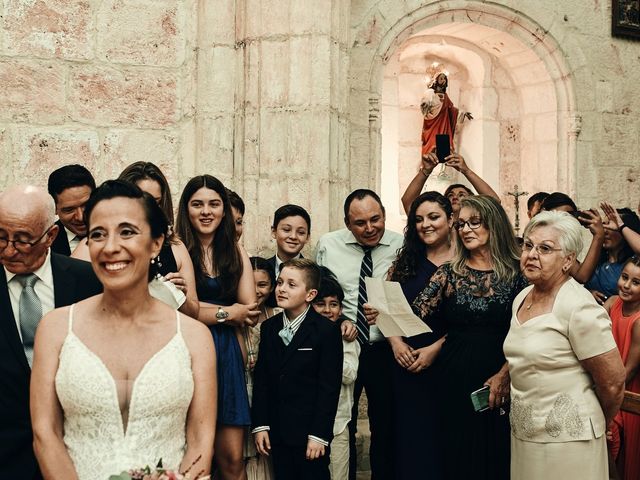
xmin=389 ymin=191 xmax=452 ymax=283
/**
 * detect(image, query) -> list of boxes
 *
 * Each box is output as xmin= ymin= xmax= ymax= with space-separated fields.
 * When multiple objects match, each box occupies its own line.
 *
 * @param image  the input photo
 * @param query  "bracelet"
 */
xmin=419 ymin=167 xmax=429 ymax=178
xmin=619 ymin=224 xmax=627 ymax=232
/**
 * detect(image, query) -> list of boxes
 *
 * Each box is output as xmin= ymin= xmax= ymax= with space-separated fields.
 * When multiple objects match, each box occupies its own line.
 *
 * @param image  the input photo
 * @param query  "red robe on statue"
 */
xmin=421 ymin=93 xmax=458 ymax=157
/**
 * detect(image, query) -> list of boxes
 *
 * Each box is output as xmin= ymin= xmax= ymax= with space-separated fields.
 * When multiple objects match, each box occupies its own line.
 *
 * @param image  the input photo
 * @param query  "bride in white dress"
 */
xmin=30 ymin=180 xmax=216 ymax=480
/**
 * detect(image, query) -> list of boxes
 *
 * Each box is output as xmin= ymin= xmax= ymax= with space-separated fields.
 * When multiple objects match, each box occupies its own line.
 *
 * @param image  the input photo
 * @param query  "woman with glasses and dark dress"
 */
xmin=411 ymin=195 xmax=527 ymax=480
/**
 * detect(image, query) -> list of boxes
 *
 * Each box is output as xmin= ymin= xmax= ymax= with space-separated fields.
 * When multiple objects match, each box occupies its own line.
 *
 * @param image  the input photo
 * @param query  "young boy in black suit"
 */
xmin=252 ymin=258 xmax=343 ymax=480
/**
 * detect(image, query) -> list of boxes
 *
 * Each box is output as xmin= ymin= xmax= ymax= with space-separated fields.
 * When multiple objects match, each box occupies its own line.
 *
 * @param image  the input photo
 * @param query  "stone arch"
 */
xmin=348 ymin=1 xmax=583 ymax=231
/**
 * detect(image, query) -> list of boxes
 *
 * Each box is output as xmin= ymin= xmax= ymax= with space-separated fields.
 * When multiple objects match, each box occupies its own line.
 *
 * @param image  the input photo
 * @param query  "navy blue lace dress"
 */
xmin=394 ymin=256 xmax=444 ymax=480
xmin=412 ymin=263 xmax=527 ymax=480
xmin=198 ymin=276 xmax=251 ymax=426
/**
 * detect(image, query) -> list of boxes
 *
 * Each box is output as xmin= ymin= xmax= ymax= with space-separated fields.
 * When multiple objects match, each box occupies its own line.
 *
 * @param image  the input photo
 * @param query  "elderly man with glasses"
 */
xmin=0 ymin=185 xmax=101 ymax=480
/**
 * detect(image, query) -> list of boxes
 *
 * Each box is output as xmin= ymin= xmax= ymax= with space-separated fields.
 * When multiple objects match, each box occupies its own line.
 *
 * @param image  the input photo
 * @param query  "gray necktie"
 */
xmin=18 ymin=274 xmax=42 ymax=367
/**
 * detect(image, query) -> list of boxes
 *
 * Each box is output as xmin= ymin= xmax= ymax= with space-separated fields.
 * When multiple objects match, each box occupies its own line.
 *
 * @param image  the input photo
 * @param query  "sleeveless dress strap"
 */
xmin=176 ymin=310 xmax=181 ymax=334
xmin=68 ymin=303 xmax=75 ymax=333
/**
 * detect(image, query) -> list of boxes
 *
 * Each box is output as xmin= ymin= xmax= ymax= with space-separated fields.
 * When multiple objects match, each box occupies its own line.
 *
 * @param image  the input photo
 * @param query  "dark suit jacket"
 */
xmin=0 ymin=253 xmax=102 ymax=479
xmin=251 ymin=308 xmax=343 ymax=447
xmin=50 ymin=220 xmax=71 ymax=256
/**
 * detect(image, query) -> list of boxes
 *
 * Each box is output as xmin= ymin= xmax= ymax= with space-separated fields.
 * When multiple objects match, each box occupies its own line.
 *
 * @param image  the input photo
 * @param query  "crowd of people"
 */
xmin=0 ymin=155 xmax=638 ymax=480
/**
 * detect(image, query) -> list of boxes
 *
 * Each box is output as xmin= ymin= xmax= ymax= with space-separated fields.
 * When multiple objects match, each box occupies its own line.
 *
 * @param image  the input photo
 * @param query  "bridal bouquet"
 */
xmin=109 ymin=457 xmax=210 ymax=480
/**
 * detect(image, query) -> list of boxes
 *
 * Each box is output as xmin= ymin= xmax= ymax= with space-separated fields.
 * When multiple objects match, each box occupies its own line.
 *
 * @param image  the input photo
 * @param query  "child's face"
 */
xmin=231 ymin=206 xmax=243 ymax=240
xmin=253 ymin=269 xmax=273 ymax=307
xmin=618 ymin=263 xmax=640 ymax=304
xmin=312 ymin=295 xmax=342 ymax=322
xmin=271 ymin=215 xmax=309 ymax=258
xmin=276 ymin=267 xmax=316 ymax=312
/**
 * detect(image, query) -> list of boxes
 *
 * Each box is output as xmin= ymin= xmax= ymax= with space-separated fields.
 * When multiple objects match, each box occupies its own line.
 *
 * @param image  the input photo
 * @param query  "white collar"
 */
xmin=4 ymin=250 xmax=53 ymax=285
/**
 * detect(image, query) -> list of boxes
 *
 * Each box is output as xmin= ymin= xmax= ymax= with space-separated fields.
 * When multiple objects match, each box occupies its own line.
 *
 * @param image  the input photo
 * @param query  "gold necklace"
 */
xmin=525 ymin=291 xmax=537 ymax=310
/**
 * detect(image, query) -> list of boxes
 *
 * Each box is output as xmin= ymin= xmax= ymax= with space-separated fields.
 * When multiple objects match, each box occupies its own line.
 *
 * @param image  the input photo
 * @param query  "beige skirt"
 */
xmin=511 ymin=434 xmax=608 ymax=480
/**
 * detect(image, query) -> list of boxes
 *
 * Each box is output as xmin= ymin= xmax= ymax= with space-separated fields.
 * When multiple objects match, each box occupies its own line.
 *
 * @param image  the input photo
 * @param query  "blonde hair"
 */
xmin=451 ymin=195 xmax=521 ymax=282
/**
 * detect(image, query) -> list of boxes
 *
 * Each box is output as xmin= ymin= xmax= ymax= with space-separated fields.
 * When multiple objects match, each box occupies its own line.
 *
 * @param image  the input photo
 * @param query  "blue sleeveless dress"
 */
xmin=198 ymin=276 xmax=251 ymax=426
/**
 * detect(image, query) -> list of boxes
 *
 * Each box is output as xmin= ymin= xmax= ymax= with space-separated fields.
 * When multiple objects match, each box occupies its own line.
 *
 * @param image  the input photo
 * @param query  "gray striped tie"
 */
xmin=18 ymin=274 xmax=42 ymax=367
xmin=356 ymin=247 xmax=373 ymax=345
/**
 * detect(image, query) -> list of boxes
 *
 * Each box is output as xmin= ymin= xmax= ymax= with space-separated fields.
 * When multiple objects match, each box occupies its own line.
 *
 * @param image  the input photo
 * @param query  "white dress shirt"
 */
xmin=5 ymin=251 xmax=55 ymax=343
xmin=275 ymin=253 xmax=302 ymax=278
xmin=65 ymin=226 xmax=82 ymax=252
xmin=281 ymin=305 xmax=309 ymax=335
xmin=315 ymin=228 xmax=403 ymax=343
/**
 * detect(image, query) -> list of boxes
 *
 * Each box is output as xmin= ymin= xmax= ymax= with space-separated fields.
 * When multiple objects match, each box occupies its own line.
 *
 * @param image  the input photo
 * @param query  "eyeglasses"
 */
xmin=522 ymin=241 xmax=563 ymax=256
xmin=452 ymin=218 xmax=483 ymax=231
xmin=0 ymin=224 xmax=55 ymax=254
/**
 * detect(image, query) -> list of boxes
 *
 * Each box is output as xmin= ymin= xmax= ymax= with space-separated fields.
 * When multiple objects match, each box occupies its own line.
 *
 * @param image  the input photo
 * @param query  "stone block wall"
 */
xmin=0 ymin=0 xmax=197 ymax=209
xmin=0 ymin=0 xmax=638 ymax=255
xmin=349 ymin=0 xmax=640 ymax=218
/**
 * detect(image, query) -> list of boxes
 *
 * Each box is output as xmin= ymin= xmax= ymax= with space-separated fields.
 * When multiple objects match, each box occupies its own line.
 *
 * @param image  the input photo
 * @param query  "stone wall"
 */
xmin=0 ymin=0 xmax=197 ymax=202
xmin=350 ymin=0 xmax=640 ymax=224
xmin=0 ymin=0 xmax=638 ymax=254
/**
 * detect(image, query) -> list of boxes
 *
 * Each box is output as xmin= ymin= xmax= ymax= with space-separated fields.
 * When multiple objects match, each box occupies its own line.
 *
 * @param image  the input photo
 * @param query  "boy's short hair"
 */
xmin=316 ymin=266 xmax=344 ymax=303
xmin=272 ymin=204 xmax=311 ymax=232
xmin=527 ymin=191 xmax=549 ymax=211
xmin=541 ymin=192 xmax=577 ymax=212
xmin=47 ymin=164 xmax=96 ymax=202
xmin=226 ymin=189 xmax=245 ymax=215
xmin=281 ymin=258 xmax=321 ymax=291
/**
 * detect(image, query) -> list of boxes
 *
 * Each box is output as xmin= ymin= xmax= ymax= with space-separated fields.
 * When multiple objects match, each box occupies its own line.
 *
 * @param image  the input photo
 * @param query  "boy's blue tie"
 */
xmin=279 ymin=325 xmax=294 ymax=346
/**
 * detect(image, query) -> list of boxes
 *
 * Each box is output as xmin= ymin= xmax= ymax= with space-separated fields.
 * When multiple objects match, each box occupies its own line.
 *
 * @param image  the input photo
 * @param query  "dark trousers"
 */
xmin=272 ymin=443 xmax=331 ymax=480
xmin=348 ymin=341 xmax=395 ymax=480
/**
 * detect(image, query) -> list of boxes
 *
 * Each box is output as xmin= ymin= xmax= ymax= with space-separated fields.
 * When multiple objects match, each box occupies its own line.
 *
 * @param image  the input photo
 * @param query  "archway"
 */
xmin=349 ymin=2 xmax=579 ymax=233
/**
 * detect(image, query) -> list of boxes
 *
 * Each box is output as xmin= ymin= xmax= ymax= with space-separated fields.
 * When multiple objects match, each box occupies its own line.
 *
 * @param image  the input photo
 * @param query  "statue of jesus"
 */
xmin=420 ymin=73 xmax=472 ymax=156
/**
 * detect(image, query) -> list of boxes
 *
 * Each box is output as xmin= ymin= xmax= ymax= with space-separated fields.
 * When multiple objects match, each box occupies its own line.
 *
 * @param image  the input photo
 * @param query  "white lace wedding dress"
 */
xmin=55 ymin=305 xmax=194 ymax=480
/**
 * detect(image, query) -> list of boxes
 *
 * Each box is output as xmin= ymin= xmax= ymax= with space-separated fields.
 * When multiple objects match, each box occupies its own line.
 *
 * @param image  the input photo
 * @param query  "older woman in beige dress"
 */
xmin=504 ymin=210 xmax=625 ymax=479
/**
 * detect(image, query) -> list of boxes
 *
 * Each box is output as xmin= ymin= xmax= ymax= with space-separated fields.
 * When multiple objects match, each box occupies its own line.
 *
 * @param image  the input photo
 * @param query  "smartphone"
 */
xmin=435 ymin=134 xmax=450 ymax=163
xmin=470 ymin=385 xmax=491 ymax=412
xmin=568 ymin=210 xmax=591 ymax=228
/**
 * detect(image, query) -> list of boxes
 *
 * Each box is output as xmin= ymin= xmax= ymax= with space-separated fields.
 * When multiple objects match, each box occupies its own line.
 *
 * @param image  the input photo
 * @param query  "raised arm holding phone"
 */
xmin=401 ymin=144 xmax=500 ymax=216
